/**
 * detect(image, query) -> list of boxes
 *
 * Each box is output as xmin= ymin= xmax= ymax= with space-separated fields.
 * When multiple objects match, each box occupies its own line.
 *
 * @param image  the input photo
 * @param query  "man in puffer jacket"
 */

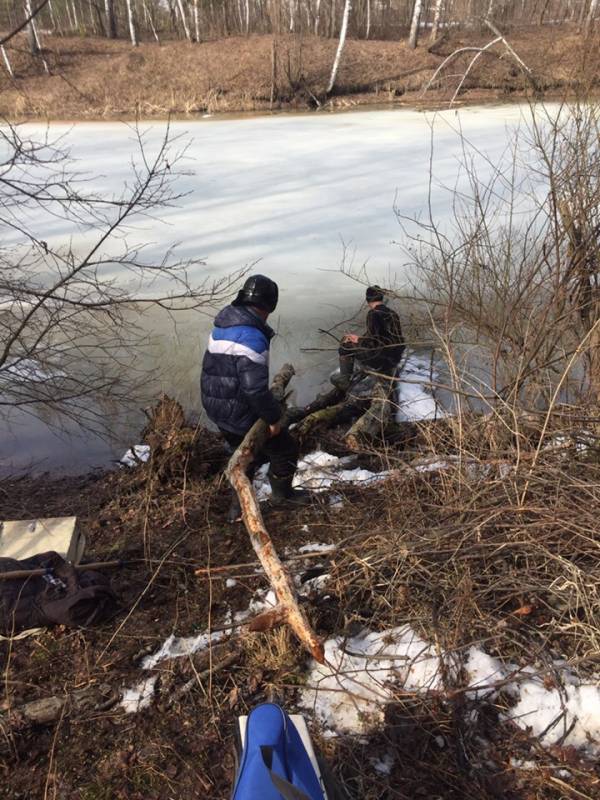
xmin=201 ymin=274 xmax=310 ymax=522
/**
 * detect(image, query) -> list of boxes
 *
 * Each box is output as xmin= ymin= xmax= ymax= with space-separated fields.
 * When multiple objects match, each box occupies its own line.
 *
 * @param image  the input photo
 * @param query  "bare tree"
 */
xmin=0 ymin=124 xmax=243 ymax=436
xmin=586 ymin=0 xmax=600 ymax=34
xmin=430 ymin=0 xmax=444 ymax=40
xmin=125 ymin=0 xmax=138 ymax=44
xmin=104 ymin=0 xmax=117 ymax=37
xmin=327 ymin=0 xmax=351 ymax=93
xmin=176 ymin=0 xmax=192 ymax=39
xmin=409 ymin=0 xmax=423 ymax=48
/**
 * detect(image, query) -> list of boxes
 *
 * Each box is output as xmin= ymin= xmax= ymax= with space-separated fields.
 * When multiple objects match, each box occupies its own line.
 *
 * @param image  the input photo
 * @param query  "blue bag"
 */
xmin=232 ymin=703 xmax=326 ymax=800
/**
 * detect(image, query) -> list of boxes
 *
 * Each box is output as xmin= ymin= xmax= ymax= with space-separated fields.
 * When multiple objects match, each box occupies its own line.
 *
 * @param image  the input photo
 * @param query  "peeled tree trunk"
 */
xmin=327 ymin=0 xmax=351 ymax=94
xmin=226 ymin=364 xmax=324 ymax=664
xmin=408 ymin=0 xmax=423 ymax=49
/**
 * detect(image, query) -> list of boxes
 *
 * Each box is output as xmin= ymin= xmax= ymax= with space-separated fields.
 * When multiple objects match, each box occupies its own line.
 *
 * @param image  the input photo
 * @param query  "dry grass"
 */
xmin=0 ymin=27 xmax=598 ymax=120
xmin=3 ymin=398 xmax=600 ymax=797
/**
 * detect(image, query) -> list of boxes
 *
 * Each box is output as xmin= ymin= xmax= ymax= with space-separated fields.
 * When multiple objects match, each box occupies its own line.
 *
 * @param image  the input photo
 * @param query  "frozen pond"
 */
xmin=1 ymin=104 xmax=542 ymax=475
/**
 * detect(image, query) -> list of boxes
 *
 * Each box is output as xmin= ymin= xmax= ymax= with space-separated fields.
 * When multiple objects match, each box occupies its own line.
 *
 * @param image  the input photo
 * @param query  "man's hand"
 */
xmin=268 ymin=421 xmax=282 ymax=437
xmin=343 ymin=333 xmax=360 ymax=344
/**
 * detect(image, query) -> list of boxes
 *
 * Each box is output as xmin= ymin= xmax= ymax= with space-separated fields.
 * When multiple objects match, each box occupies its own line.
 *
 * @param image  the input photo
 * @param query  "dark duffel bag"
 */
xmin=0 ymin=551 xmax=117 ymax=634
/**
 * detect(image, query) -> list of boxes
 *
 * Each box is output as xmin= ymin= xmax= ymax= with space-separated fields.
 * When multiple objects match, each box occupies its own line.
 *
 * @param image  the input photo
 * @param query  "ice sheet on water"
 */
xmin=396 ymin=351 xmax=445 ymax=423
xmin=3 ymin=358 xmax=66 ymax=383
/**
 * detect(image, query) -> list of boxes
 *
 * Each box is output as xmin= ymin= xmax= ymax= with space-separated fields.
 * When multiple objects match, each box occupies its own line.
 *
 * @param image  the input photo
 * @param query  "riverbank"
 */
xmin=0 ymin=27 xmax=598 ymax=120
xmin=3 ymin=393 xmax=600 ymax=798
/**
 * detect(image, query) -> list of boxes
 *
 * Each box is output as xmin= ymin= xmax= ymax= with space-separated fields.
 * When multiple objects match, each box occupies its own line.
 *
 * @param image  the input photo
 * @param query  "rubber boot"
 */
xmin=227 ymin=464 xmax=257 ymax=523
xmin=330 ymin=354 xmax=354 ymax=392
xmin=269 ymin=474 xmax=312 ymax=509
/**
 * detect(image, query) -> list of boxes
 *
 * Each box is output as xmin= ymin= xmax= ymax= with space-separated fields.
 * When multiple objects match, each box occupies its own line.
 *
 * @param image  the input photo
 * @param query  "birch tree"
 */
xmin=365 ymin=0 xmax=371 ymax=37
xmin=327 ymin=0 xmax=351 ymax=93
xmin=125 ymin=0 xmax=138 ymax=44
xmin=430 ymin=0 xmax=443 ymax=40
xmin=586 ymin=0 xmax=600 ymax=34
xmin=408 ymin=0 xmax=423 ymax=49
xmin=24 ymin=0 xmax=42 ymax=54
xmin=177 ymin=0 xmax=192 ymax=39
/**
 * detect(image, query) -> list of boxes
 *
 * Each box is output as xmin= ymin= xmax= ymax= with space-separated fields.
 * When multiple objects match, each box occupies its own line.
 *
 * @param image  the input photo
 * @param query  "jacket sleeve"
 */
xmin=236 ymin=356 xmax=282 ymax=425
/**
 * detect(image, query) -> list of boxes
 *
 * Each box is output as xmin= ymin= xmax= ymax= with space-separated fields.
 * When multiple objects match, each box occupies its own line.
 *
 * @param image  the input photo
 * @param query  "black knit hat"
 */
xmin=366 ymin=285 xmax=384 ymax=303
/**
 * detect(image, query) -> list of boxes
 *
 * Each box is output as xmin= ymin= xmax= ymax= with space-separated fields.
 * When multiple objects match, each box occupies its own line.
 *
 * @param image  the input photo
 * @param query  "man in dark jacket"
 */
xmin=332 ymin=285 xmax=405 ymax=391
xmin=201 ymin=274 xmax=309 ymax=521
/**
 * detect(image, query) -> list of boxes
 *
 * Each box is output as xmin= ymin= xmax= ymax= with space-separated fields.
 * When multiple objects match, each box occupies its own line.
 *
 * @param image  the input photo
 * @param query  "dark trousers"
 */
xmin=338 ymin=342 xmax=401 ymax=383
xmin=220 ymin=427 xmax=299 ymax=482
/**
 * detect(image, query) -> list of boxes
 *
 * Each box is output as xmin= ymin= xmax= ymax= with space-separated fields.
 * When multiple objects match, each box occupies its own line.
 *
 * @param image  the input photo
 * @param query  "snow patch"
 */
xmin=120 ymin=675 xmax=158 ymax=713
xmin=299 ymin=627 xmax=443 ymax=733
xmin=120 ymin=444 xmax=150 ymax=468
xmin=298 ymin=542 xmax=336 ymax=554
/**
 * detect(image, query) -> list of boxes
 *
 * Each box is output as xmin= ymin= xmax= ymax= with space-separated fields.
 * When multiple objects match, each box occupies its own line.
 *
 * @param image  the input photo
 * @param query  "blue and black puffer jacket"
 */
xmin=200 ymin=304 xmax=282 ymax=435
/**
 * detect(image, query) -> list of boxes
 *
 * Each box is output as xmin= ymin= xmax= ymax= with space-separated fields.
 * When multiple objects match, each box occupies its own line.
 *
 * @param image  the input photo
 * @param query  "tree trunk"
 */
xmin=24 ymin=0 xmax=42 ymax=54
xmin=244 ymin=0 xmax=250 ymax=33
xmin=105 ymin=0 xmax=117 ymax=37
xmin=314 ymin=0 xmax=321 ymax=32
xmin=193 ymin=0 xmax=200 ymax=40
xmin=586 ymin=0 xmax=600 ymax=33
xmin=430 ymin=0 xmax=443 ymax=40
xmin=1 ymin=45 xmax=14 ymax=78
xmin=125 ymin=0 xmax=138 ymax=45
xmin=408 ymin=0 xmax=423 ymax=48
xmin=327 ymin=0 xmax=351 ymax=93
xmin=177 ymin=0 xmax=192 ymax=39
xmin=365 ymin=0 xmax=370 ymax=37
xmin=70 ymin=0 xmax=79 ymax=30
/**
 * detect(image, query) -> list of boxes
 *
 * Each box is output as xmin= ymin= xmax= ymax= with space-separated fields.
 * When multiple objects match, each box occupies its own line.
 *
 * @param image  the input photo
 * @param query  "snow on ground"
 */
xmin=301 ymin=628 xmax=600 ymax=755
xmin=120 ymin=675 xmax=158 ymax=713
xmin=299 ymin=627 xmax=443 ymax=733
xmin=252 ymin=450 xmax=393 ymax=499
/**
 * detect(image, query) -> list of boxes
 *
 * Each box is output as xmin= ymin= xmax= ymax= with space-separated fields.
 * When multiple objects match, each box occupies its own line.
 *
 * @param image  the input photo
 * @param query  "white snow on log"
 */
xmin=120 ymin=675 xmax=158 ymax=713
xmin=120 ymin=444 xmax=150 ymax=468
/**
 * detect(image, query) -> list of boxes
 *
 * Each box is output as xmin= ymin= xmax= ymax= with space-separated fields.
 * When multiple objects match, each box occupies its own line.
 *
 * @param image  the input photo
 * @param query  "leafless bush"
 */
xmin=0 ymin=121 xmax=244 ymax=436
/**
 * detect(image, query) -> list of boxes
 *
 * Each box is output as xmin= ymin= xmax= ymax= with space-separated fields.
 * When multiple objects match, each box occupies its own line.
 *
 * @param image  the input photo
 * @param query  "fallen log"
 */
xmin=345 ymin=380 xmax=392 ymax=450
xmin=226 ymin=363 xmax=325 ymax=664
xmin=1 ymin=683 xmax=118 ymax=732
